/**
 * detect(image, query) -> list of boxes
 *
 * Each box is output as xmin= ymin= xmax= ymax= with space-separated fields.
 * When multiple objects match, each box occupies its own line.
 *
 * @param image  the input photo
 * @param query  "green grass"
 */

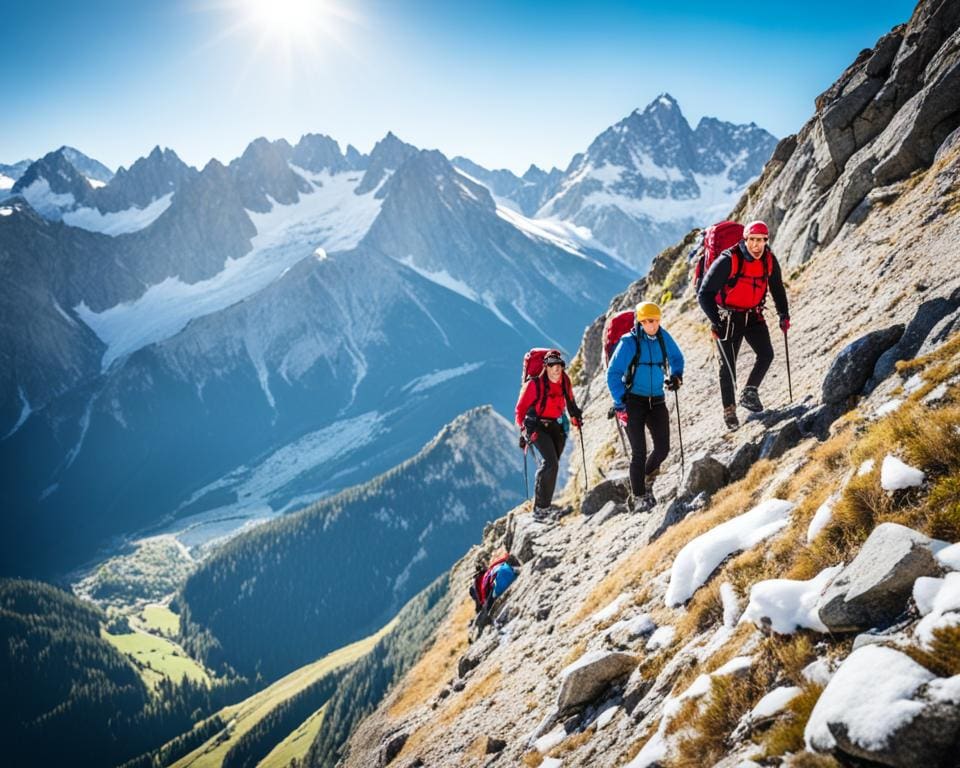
xmin=170 ymin=617 xmax=397 ymax=768
xmin=102 ymin=627 xmax=210 ymax=686
xmin=141 ymin=603 xmax=180 ymax=636
xmin=258 ymin=704 xmax=327 ymax=768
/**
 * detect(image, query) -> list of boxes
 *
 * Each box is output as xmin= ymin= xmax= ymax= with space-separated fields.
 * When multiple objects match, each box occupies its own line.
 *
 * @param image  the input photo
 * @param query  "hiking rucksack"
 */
xmin=470 ymin=554 xmax=518 ymax=613
xmin=623 ymin=329 xmax=670 ymax=391
xmin=603 ymin=310 xmax=636 ymax=365
xmin=520 ymin=348 xmax=576 ymax=420
xmin=693 ymin=221 xmax=744 ymax=294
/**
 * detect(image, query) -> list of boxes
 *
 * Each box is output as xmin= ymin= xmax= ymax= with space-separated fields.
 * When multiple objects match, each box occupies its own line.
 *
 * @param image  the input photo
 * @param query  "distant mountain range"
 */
xmin=0 ymin=94 xmax=775 ymax=577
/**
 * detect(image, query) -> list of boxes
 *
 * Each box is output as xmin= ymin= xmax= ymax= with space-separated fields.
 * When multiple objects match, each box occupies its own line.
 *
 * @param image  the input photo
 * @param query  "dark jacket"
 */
xmin=698 ymin=241 xmax=789 ymax=327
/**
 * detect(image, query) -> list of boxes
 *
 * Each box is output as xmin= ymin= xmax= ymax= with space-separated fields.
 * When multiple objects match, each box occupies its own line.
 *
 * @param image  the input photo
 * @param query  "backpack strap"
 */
xmin=657 ymin=330 xmax=670 ymax=376
xmin=719 ymin=246 xmax=746 ymax=306
xmin=623 ymin=329 xmax=641 ymax=390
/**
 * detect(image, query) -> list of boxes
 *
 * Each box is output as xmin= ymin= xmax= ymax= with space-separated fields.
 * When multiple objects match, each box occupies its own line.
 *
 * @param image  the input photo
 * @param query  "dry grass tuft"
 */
xmin=389 ymin=597 xmax=474 ymax=717
xmin=781 ymin=751 xmax=841 ymax=768
xmin=675 ymin=580 xmax=724 ymax=638
xmin=904 ymin=625 xmax=960 ymax=677
xmin=547 ymin=728 xmax=594 ymax=757
xmin=521 ymin=750 xmax=543 ymax=767
xmin=759 ymin=684 xmax=825 ymax=759
xmin=561 ymin=638 xmax=589 ymax=669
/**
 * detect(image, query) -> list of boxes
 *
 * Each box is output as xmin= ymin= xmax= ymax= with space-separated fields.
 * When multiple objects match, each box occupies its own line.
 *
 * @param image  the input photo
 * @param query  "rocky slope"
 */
xmin=335 ymin=3 xmax=960 ymax=766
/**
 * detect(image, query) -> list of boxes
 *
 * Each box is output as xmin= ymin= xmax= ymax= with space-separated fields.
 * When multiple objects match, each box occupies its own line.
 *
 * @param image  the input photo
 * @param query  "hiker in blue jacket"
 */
xmin=607 ymin=301 xmax=685 ymax=510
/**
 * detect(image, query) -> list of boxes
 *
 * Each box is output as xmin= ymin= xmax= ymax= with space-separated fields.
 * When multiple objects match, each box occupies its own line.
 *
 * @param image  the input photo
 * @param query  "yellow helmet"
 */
xmin=635 ymin=301 xmax=662 ymax=322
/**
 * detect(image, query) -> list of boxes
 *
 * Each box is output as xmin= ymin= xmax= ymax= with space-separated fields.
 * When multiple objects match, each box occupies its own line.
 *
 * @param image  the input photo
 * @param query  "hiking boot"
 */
xmin=739 ymin=386 xmax=763 ymax=413
xmin=633 ymin=492 xmax=655 ymax=513
xmin=723 ymin=404 xmax=740 ymax=430
xmin=532 ymin=506 xmax=552 ymax=522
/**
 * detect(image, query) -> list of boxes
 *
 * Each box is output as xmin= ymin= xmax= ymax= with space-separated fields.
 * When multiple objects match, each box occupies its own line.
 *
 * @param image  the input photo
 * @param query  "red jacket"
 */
xmin=515 ymin=375 xmax=573 ymax=426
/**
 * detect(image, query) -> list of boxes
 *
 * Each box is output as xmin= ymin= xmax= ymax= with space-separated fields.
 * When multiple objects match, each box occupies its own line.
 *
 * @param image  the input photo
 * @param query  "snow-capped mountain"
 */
xmin=452 ymin=156 xmax=563 ymax=216
xmin=462 ymin=94 xmax=777 ymax=273
xmin=0 ymin=159 xmax=32 ymax=191
xmin=0 ymin=131 xmax=630 ymax=577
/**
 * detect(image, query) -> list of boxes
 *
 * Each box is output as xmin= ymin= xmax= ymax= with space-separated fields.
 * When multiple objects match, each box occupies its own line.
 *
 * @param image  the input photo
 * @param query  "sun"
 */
xmin=240 ymin=0 xmax=333 ymax=45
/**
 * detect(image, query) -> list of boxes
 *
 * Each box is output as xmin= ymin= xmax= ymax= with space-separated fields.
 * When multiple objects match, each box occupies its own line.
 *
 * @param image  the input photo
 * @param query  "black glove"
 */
xmin=779 ymin=315 xmax=791 ymax=333
xmin=665 ymin=374 xmax=683 ymax=392
xmin=523 ymin=414 xmax=538 ymax=435
xmin=518 ymin=433 xmax=527 ymax=450
xmin=568 ymin=403 xmax=583 ymax=421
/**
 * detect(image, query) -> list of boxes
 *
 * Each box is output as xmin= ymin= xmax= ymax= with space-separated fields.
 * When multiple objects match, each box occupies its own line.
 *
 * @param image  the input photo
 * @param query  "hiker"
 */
xmin=470 ymin=553 xmax=521 ymax=632
xmin=606 ymin=302 xmax=685 ymax=510
xmin=515 ymin=349 xmax=583 ymax=519
xmin=697 ymin=220 xmax=789 ymax=429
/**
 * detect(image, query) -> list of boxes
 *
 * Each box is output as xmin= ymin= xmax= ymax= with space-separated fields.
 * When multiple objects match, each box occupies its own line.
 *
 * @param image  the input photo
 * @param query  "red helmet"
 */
xmin=744 ymin=220 xmax=769 ymax=237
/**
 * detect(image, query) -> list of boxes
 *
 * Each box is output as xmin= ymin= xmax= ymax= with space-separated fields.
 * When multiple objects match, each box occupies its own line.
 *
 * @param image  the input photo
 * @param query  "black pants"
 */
xmin=532 ymin=419 xmax=566 ymax=508
xmin=717 ymin=311 xmax=774 ymax=407
xmin=624 ymin=395 xmax=670 ymax=497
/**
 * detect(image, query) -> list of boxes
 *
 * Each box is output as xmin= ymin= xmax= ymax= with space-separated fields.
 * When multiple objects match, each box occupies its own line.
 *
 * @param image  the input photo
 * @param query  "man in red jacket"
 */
xmin=697 ymin=220 xmax=790 ymax=430
xmin=515 ymin=350 xmax=583 ymax=519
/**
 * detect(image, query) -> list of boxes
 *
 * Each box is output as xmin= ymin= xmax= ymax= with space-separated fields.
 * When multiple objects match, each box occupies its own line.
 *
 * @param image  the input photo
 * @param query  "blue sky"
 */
xmin=3 ymin=0 xmax=917 ymax=175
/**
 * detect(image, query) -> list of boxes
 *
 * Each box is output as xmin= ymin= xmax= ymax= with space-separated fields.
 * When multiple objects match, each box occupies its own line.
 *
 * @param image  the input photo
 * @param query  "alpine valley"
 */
xmin=0 ymin=94 xmax=774 ymax=580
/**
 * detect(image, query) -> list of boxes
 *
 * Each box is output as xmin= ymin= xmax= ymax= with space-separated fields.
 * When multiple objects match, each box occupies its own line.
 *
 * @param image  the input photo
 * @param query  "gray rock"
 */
xmin=458 ymin=632 xmax=499 ymax=677
xmin=867 ymin=287 xmax=960 ymax=390
xmin=818 ymin=523 xmax=943 ymax=631
xmin=556 ymin=651 xmax=639 ymax=714
xmin=821 ymin=324 xmax=904 ymax=404
xmin=581 ymin=477 xmax=630 ymax=516
xmin=378 ymin=731 xmax=408 ymax=767
xmin=727 ymin=440 xmax=761 ymax=482
xmin=682 ymin=455 xmax=728 ymax=497
xmin=758 ymin=418 xmax=803 ymax=461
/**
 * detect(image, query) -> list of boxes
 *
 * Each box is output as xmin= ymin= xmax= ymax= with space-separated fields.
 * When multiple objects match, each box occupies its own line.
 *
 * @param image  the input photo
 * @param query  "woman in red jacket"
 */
xmin=515 ymin=350 xmax=583 ymax=519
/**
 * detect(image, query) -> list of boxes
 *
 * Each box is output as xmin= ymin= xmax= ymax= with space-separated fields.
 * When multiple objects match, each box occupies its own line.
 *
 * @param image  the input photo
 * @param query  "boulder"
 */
xmin=806 ymin=645 xmax=960 ymax=768
xmin=867 ymin=287 xmax=960 ymax=391
xmin=556 ymin=651 xmax=639 ymax=713
xmin=682 ymin=455 xmax=728 ymax=498
xmin=727 ymin=440 xmax=761 ymax=483
xmin=581 ymin=477 xmax=630 ymax=516
xmin=817 ymin=523 xmax=942 ymax=631
xmin=821 ymin=325 xmax=904 ymax=404
xmin=458 ymin=631 xmax=499 ymax=677
xmin=758 ymin=419 xmax=803 ymax=461
xmin=378 ymin=731 xmax=409 ymax=767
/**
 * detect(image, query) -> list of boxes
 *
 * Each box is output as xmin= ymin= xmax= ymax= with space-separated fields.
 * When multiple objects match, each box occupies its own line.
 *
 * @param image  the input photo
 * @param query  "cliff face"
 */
xmin=336 ymin=3 xmax=960 ymax=767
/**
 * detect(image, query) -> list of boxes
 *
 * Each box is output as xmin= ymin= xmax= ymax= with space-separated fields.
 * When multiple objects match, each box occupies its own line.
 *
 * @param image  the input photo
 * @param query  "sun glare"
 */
xmin=243 ymin=0 xmax=327 ymax=44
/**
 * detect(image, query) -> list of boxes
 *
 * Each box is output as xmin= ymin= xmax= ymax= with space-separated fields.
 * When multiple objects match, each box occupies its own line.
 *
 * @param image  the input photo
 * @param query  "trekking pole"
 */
xmin=782 ymin=329 xmax=794 ymax=402
xmin=674 ymin=389 xmax=685 ymax=486
xmin=607 ymin=406 xmax=629 ymax=456
xmin=523 ymin=445 xmax=529 ymax=500
xmin=715 ymin=338 xmax=737 ymax=390
xmin=578 ymin=425 xmax=589 ymax=494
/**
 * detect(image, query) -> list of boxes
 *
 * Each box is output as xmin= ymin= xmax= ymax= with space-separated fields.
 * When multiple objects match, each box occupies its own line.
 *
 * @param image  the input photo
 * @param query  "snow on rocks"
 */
xmin=913 ymin=572 xmax=960 ymax=647
xmin=818 ymin=523 xmax=942 ymax=632
xmin=802 ymin=658 xmax=835 ymax=686
xmin=556 ymin=650 xmax=638 ymax=713
xmin=935 ymin=542 xmax=960 ymax=571
xmin=880 ymin=454 xmax=926 ymax=491
xmin=589 ymin=595 xmax=628 ymax=625
xmin=720 ymin=581 xmax=741 ymax=627
xmin=857 ymin=458 xmax=876 ymax=476
xmin=805 ymin=645 xmax=960 ymax=767
xmin=741 ymin=565 xmax=843 ymax=634
xmin=749 ymin=685 xmax=802 ymax=722
xmin=645 ymin=625 xmax=675 ymax=651
xmin=605 ymin=614 xmax=656 ymax=647
xmin=874 ymin=397 xmax=904 ymax=418
xmin=533 ymin=724 xmax=568 ymax=754
xmin=665 ymin=499 xmax=794 ymax=606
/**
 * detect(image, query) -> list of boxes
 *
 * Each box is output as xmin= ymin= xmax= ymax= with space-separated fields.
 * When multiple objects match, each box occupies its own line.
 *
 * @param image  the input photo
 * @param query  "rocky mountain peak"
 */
xmin=58 ymin=145 xmax=114 ymax=183
xmin=229 ymin=136 xmax=311 ymax=212
xmin=97 ymin=146 xmax=196 ymax=211
xmin=355 ymin=131 xmax=419 ymax=195
xmin=291 ymin=132 xmax=356 ymax=173
xmin=11 ymin=148 xmax=95 ymax=217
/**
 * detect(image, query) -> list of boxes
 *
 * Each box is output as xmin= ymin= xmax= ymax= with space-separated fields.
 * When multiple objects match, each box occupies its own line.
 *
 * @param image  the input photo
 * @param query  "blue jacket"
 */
xmin=607 ymin=327 xmax=685 ymax=407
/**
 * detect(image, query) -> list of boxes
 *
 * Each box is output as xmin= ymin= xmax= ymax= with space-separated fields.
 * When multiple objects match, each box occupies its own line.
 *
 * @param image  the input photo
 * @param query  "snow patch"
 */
xmin=913 ymin=572 xmax=960 ymax=647
xmin=62 ymin=192 xmax=173 ymax=235
xmin=0 ymin=173 xmax=15 ymax=191
xmin=806 ymin=492 xmax=839 ymax=542
xmin=397 ymin=255 xmax=479 ymax=302
xmin=857 ymin=458 xmax=875 ymax=476
xmin=880 ymin=454 xmax=925 ymax=491
xmin=923 ymin=382 xmax=949 ymax=403
xmin=533 ymin=724 xmax=567 ymax=754
xmin=805 ymin=645 xmax=934 ymax=753
xmin=402 ymin=362 xmax=484 ymax=395
xmin=665 ymin=498 xmax=794 ymax=606
xmin=0 ymin=205 xmax=14 ymax=216
xmin=750 ymin=686 xmax=802 ymax=720
xmin=740 ymin=565 xmax=842 ymax=634
xmin=590 ymin=595 xmax=628 ymax=625
xmin=2 ymin=387 xmax=32 ymax=439
xmin=720 ymin=582 xmax=740 ymax=627
xmin=904 ymin=373 xmax=925 ymax=394
xmin=645 ymin=625 xmax=675 ymax=651
xmin=874 ymin=398 xmax=903 ymax=418
xmin=936 ymin=542 xmax=960 ymax=571
xmin=85 ymin=176 xmax=107 ymax=189
xmin=19 ymin=178 xmax=75 ymax=218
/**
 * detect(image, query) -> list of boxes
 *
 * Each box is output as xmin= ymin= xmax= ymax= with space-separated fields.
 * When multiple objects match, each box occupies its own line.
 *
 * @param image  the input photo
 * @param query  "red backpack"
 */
xmin=693 ymin=220 xmax=744 ymax=294
xmin=602 ymin=310 xmax=636 ymax=365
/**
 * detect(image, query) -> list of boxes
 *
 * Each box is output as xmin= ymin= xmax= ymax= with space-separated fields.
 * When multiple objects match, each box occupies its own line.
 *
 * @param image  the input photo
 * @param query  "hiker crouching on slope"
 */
xmin=698 ymin=220 xmax=789 ymax=430
xmin=607 ymin=302 xmax=684 ymax=511
xmin=515 ymin=350 xmax=583 ymax=520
